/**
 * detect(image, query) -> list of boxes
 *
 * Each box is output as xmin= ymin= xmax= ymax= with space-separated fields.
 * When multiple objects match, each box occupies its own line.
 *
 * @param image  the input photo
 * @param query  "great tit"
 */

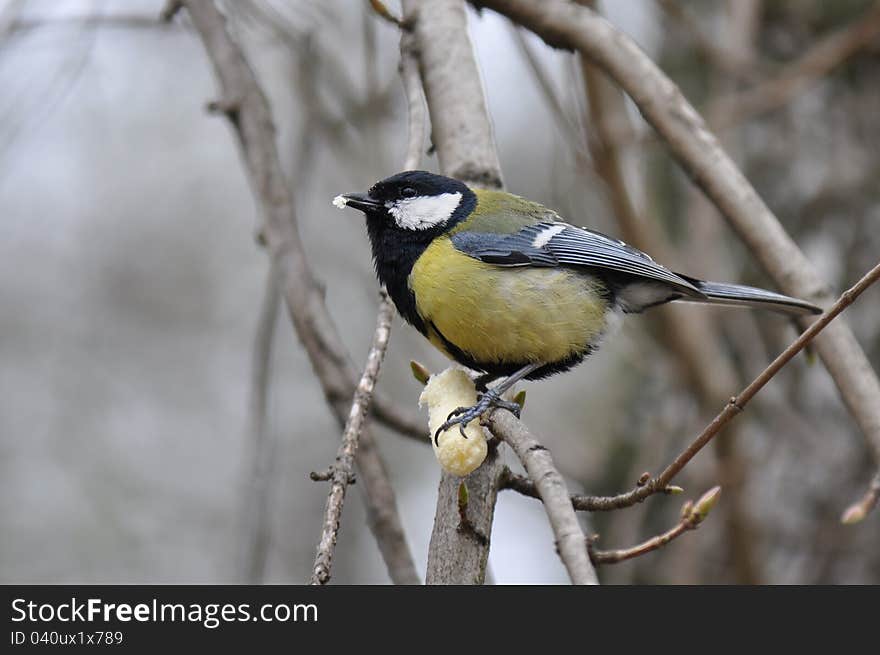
xmin=335 ymin=171 xmax=821 ymax=439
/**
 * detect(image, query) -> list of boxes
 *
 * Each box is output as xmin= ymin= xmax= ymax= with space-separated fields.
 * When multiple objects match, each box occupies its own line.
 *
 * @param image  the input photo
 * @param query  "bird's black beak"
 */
xmin=342 ymin=192 xmax=383 ymax=213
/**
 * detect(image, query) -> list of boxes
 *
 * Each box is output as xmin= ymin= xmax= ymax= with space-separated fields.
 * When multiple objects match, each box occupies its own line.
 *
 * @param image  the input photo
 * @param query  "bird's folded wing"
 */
xmin=450 ymin=222 xmax=703 ymax=298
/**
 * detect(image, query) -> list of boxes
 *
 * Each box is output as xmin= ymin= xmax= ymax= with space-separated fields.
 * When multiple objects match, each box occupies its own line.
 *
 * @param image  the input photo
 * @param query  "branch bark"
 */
xmin=174 ymin=0 xmax=419 ymax=584
xmin=311 ymin=293 xmax=394 ymax=585
xmin=489 ymin=412 xmax=598 ymax=584
xmin=403 ymin=0 xmax=503 ymax=188
xmin=471 ymin=0 xmax=880 ymax=493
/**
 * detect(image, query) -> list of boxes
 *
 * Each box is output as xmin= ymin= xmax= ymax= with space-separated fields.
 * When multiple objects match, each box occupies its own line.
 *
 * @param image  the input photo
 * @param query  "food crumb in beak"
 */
xmin=332 ymin=195 xmax=348 ymax=209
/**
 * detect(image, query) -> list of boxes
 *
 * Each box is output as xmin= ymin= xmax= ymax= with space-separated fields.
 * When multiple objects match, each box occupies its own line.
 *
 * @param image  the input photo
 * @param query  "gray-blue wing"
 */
xmin=450 ymin=222 xmax=704 ymax=298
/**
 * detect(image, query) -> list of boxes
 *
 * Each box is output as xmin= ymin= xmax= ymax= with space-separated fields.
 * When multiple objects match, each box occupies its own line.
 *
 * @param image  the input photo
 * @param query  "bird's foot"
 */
xmin=433 ymin=388 xmax=522 ymax=445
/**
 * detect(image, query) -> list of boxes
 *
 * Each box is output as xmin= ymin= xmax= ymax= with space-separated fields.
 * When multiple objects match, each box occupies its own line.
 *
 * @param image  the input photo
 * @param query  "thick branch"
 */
xmin=403 ymin=0 xmax=502 ymax=188
xmin=311 ymin=294 xmax=394 ymax=585
xmin=471 ymin=0 xmax=880 ymax=486
xmin=176 ymin=0 xmax=419 ymax=585
xmin=489 ymin=412 xmax=598 ymax=584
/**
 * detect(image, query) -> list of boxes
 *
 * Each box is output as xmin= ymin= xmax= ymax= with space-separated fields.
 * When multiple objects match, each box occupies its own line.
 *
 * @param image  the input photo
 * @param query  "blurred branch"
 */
xmin=311 ymin=292 xmax=394 ymax=585
xmin=508 ymin=26 xmax=580 ymax=141
xmin=588 ymin=487 xmax=721 ymax=565
xmin=655 ymin=0 xmax=760 ymax=83
xmin=489 ymin=412 xmax=598 ymax=584
xmin=710 ymin=1 xmax=880 ymax=128
xmin=172 ymin=0 xmax=420 ymax=585
xmin=470 ymin=0 xmax=880 ymax=502
xmin=241 ymin=262 xmax=281 ymax=583
xmin=593 ymin=0 xmax=880 ymax=147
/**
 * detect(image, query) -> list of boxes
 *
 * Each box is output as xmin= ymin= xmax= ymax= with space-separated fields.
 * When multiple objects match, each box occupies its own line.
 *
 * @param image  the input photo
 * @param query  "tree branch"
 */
xmin=588 ymin=487 xmax=721 ymax=565
xmin=470 ymin=0 xmax=880 ymax=510
xmin=175 ymin=0 xmax=419 ymax=584
xmin=311 ymin=293 xmax=394 ymax=585
xmin=403 ymin=0 xmax=503 ymax=188
xmin=499 ymin=468 xmax=681 ymax=512
xmin=489 ymin=412 xmax=598 ymax=584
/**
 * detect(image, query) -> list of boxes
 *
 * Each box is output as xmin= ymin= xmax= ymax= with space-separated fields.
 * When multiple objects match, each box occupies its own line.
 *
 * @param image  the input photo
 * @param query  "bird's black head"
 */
xmin=335 ymin=171 xmax=477 ymax=333
xmin=337 ymin=170 xmax=476 ymax=236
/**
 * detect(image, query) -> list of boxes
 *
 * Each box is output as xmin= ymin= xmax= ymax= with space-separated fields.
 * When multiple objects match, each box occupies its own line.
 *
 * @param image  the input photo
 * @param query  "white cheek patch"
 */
xmin=531 ymin=223 xmax=566 ymax=248
xmin=387 ymin=192 xmax=462 ymax=230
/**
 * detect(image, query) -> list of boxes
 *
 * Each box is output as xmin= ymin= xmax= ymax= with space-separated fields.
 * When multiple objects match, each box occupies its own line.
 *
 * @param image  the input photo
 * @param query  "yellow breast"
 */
xmin=409 ymin=236 xmax=609 ymax=365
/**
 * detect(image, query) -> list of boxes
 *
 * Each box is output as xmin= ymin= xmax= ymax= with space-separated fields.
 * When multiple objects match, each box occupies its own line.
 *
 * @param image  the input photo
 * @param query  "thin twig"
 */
xmin=499 ymin=468 xmax=681 ymax=512
xmin=588 ymin=487 xmax=721 ymax=565
xmin=311 ymin=294 xmax=394 ymax=585
xmin=307 ymin=1 xmax=431 ymax=585
xmin=508 ymin=25 xmax=580 ymax=141
xmin=177 ymin=0 xmax=420 ymax=585
xmin=488 ymin=412 xmax=598 ymax=585
xmin=399 ymin=20 xmax=426 ymax=172
xmin=841 ymin=471 xmax=880 ymax=525
xmin=241 ymin=263 xmax=281 ymax=583
xmin=604 ymin=261 xmax=880 ymax=510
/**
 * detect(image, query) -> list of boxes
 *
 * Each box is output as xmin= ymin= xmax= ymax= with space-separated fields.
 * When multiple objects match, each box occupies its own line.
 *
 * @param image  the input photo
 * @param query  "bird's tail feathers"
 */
xmin=677 ymin=275 xmax=821 ymax=316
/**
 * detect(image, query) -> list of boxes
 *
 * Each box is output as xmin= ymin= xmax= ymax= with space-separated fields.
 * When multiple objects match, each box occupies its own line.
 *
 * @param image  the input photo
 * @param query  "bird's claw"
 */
xmin=432 ymin=389 xmax=522 ymax=446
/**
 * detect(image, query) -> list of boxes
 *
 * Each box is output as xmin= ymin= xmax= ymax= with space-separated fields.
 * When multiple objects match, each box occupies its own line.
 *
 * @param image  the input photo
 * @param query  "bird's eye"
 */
xmin=401 ymin=187 xmax=417 ymax=199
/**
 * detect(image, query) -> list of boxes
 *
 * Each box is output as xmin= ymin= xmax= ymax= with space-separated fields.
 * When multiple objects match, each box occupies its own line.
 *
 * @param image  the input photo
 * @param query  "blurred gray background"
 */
xmin=1 ymin=0 xmax=878 ymax=584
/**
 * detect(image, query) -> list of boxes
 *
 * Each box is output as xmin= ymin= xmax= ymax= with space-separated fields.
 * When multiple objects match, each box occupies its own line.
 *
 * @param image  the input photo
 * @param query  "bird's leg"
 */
xmin=435 ymin=363 xmax=541 ymax=443
xmin=473 ymin=372 xmax=499 ymax=392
